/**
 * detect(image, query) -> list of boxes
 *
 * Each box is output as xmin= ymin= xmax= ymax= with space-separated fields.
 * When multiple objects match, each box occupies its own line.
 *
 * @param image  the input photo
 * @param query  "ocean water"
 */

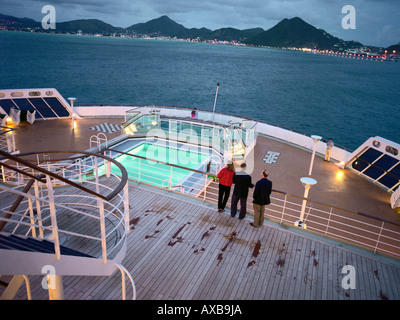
xmin=0 ymin=30 xmax=399 ymax=150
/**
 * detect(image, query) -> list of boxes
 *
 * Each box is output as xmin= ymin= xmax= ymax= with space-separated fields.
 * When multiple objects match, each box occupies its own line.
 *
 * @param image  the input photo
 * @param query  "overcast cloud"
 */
xmin=0 ymin=0 xmax=399 ymax=46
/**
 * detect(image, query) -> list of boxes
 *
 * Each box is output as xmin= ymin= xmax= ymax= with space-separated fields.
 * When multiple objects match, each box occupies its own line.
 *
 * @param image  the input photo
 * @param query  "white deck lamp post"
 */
xmin=211 ymin=83 xmax=219 ymax=123
xmin=68 ymin=97 xmax=76 ymax=130
xmin=308 ymin=135 xmax=322 ymax=175
xmin=295 ymin=177 xmax=317 ymax=229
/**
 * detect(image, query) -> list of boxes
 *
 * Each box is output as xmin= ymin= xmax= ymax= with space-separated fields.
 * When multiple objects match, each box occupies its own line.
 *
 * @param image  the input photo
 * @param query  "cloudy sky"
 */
xmin=1 ymin=0 xmax=399 ymax=47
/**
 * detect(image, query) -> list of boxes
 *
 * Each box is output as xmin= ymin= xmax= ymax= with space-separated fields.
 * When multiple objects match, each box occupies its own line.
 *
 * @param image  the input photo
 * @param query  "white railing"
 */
xmin=0 ymin=149 xmax=137 ymax=300
xmin=0 ymin=150 xmax=129 ymax=263
xmin=103 ymin=148 xmax=221 ymax=198
xmin=89 ymin=132 xmax=108 ymax=151
xmin=116 ymin=263 xmax=136 ymax=300
xmin=0 ymin=126 xmax=16 ymax=153
xmin=100 ymin=147 xmax=400 ymax=260
xmin=200 ymin=182 xmax=400 ymax=260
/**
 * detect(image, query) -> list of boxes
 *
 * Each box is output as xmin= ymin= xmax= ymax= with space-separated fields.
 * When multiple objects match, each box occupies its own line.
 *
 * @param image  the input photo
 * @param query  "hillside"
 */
xmin=385 ymin=43 xmax=400 ymax=54
xmin=0 ymin=13 xmax=40 ymax=30
xmin=0 ymin=13 xmax=367 ymax=50
xmin=200 ymin=27 xmax=264 ymax=42
xmin=245 ymin=17 xmax=362 ymax=50
xmin=127 ymin=15 xmax=211 ymax=39
xmin=56 ymin=19 xmax=122 ymax=34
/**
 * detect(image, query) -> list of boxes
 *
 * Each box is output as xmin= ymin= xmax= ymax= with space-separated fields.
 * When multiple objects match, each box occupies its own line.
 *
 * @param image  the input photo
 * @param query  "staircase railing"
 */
xmin=0 ymin=126 xmax=16 ymax=153
xmin=99 ymin=147 xmax=400 ymax=260
xmin=115 ymin=263 xmax=136 ymax=300
xmin=0 ymin=149 xmax=129 ymax=263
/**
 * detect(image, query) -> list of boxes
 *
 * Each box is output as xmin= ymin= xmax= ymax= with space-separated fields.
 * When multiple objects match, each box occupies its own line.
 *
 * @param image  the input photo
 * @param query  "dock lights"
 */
xmin=309 ymin=135 xmax=322 ymax=176
xmin=295 ymin=177 xmax=317 ymax=229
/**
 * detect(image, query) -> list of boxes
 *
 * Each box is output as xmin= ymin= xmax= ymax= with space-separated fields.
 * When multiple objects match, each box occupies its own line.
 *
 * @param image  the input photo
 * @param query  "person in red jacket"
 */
xmin=217 ymin=163 xmax=235 ymax=212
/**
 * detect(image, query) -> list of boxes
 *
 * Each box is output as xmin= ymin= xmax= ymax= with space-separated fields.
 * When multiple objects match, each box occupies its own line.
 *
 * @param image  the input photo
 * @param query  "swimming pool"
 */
xmin=100 ymin=142 xmax=211 ymax=190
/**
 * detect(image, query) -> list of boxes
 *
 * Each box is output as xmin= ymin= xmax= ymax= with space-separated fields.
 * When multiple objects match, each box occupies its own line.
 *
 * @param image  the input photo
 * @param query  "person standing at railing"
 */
xmin=324 ymin=138 xmax=334 ymax=162
xmin=191 ymin=108 xmax=198 ymax=119
xmin=230 ymin=163 xmax=254 ymax=220
xmin=250 ymin=170 xmax=272 ymax=227
xmin=217 ymin=163 xmax=235 ymax=212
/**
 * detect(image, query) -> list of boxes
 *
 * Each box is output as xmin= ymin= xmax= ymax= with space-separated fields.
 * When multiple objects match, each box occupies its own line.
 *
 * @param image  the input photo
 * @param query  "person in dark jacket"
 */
xmin=250 ymin=170 xmax=272 ymax=227
xmin=230 ymin=163 xmax=254 ymax=219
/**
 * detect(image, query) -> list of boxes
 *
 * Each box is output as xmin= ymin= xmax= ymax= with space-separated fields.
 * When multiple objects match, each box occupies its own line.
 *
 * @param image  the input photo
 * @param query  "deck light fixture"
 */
xmin=295 ymin=177 xmax=317 ymax=229
xmin=212 ymin=83 xmax=219 ymax=123
xmin=68 ymin=97 xmax=76 ymax=131
xmin=309 ymin=135 xmax=322 ymax=175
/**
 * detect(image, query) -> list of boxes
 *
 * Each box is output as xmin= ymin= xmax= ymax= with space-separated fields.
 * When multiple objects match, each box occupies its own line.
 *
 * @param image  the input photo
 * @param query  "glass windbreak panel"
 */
xmin=373 ymin=154 xmax=398 ymax=171
xmin=0 ymin=99 xmax=18 ymax=114
xmin=180 ymin=123 xmax=192 ymax=133
xmin=201 ymin=127 xmax=212 ymax=138
xmin=12 ymin=99 xmax=35 ymax=111
xmin=378 ymin=174 xmax=399 ymax=189
xmin=363 ymin=165 xmax=385 ymax=180
xmin=160 ymin=120 xmax=169 ymax=131
xmin=43 ymin=98 xmax=70 ymax=117
xmin=169 ymin=120 xmax=178 ymax=135
xmin=191 ymin=124 xmax=203 ymax=136
xmin=142 ymin=115 xmax=151 ymax=126
xmin=28 ymin=98 xmax=57 ymax=118
xmin=378 ymin=163 xmax=400 ymax=189
xmin=351 ymin=148 xmax=382 ymax=172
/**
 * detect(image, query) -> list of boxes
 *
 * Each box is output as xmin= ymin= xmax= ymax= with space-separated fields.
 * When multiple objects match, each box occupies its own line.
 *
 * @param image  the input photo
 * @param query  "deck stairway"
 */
xmin=0 ymin=149 xmax=135 ymax=300
xmin=0 ymin=233 xmax=93 ymax=257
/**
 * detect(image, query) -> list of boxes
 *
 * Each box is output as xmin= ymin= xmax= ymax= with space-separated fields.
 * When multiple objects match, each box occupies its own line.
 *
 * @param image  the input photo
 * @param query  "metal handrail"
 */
xmin=115 ymin=263 xmax=136 ymax=300
xmin=197 ymin=182 xmax=400 ymax=259
xmin=100 ymin=147 xmax=400 ymax=258
xmin=270 ymin=188 xmax=400 ymax=227
xmin=103 ymin=146 xmax=399 ymax=228
xmin=103 ymin=148 xmax=218 ymax=179
xmin=0 ymin=171 xmax=127 ymax=258
xmin=0 ymin=150 xmax=128 ymax=201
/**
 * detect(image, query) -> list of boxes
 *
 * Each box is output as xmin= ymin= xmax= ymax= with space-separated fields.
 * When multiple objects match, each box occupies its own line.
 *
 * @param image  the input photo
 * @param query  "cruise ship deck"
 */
xmin=10 ymin=116 xmax=400 ymax=223
xmin=8 ymin=182 xmax=400 ymax=300
xmin=3 ymin=115 xmax=400 ymax=300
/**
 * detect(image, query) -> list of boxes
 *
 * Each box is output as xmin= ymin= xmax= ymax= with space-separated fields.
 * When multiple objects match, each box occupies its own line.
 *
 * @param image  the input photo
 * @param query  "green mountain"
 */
xmin=384 ymin=43 xmax=400 ymax=54
xmin=0 ymin=13 xmax=367 ymax=50
xmin=0 ymin=13 xmax=40 ymax=30
xmin=55 ymin=19 xmax=122 ymax=34
xmin=200 ymin=27 xmax=264 ymax=42
xmin=245 ymin=17 xmax=362 ymax=50
xmin=127 ymin=15 xmax=211 ymax=38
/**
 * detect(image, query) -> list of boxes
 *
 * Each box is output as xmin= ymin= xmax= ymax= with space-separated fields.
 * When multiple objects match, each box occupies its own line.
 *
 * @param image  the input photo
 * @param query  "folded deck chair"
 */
xmin=10 ymin=107 xmax=20 ymax=125
xmin=27 ymin=110 xmax=36 ymax=124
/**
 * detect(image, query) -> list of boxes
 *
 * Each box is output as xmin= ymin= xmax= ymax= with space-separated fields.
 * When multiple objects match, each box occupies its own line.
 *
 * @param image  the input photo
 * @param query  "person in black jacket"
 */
xmin=250 ymin=170 xmax=272 ymax=227
xmin=230 ymin=163 xmax=254 ymax=219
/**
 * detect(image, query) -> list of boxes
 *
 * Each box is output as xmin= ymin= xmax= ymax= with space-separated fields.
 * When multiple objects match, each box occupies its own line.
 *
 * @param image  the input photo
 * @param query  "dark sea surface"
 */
xmin=1 ymin=30 xmax=399 ymax=150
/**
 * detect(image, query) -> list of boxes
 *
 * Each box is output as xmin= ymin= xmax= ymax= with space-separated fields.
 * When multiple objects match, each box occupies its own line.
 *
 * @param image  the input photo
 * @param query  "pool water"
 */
xmin=102 ymin=142 xmax=209 ymax=188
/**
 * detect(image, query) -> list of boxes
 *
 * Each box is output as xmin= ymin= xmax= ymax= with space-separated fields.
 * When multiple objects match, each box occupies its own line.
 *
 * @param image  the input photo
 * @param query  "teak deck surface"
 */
xmin=12 ymin=183 xmax=400 ymax=300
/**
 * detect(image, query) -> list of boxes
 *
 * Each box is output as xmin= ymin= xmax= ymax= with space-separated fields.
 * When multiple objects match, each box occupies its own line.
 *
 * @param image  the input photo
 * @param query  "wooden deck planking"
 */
xmin=8 ymin=182 xmax=400 ymax=300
